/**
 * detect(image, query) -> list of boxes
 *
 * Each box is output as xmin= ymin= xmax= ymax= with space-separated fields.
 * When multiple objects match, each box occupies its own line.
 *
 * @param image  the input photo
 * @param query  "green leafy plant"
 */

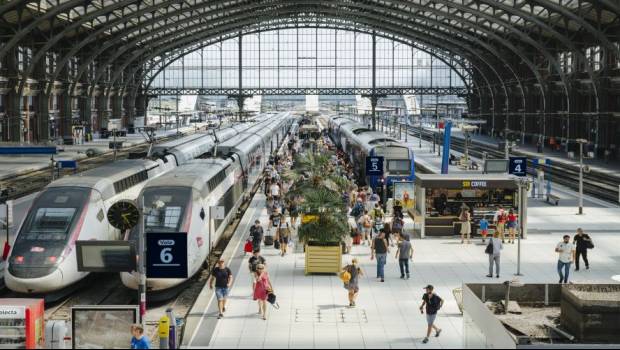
xmin=286 ymin=148 xmax=353 ymax=245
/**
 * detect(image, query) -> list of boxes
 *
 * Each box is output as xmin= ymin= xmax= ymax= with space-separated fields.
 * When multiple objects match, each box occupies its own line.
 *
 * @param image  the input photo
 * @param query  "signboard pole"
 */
xmin=441 ymin=121 xmax=452 ymax=174
xmin=138 ymin=200 xmax=146 ymax=324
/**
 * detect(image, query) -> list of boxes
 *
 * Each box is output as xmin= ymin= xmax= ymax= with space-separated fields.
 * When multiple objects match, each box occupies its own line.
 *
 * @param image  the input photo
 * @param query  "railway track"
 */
xmin=0 ymin=130 xmax=194 ymax=200
xmin=404 ymin=125 xmax=620 ymax=204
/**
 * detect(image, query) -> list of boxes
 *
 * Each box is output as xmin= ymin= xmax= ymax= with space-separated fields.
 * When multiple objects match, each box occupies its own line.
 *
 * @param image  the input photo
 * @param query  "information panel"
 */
xmin=365 ymin=156 xmax=384 ymax=176
xmin=509 ymin=157 xmax=527 ymax=177
xmin=146 ymin=233 xmax=188 ymax=279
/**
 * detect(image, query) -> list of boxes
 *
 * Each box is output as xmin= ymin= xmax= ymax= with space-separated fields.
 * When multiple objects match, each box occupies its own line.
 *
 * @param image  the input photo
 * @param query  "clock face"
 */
xmin=107 ymin=201 xmax=140 ymax=231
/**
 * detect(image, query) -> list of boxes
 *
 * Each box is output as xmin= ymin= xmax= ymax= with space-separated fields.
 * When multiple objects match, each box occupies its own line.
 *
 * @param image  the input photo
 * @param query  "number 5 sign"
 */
xmin=146 ymin=232 xmax=188 ymax=278
xmin=366 ymin=156 xmax=384 ymax=176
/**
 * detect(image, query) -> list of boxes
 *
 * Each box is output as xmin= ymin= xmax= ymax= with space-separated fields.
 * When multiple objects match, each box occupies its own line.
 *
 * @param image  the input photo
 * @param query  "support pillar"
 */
xmin=36 ymin=92 xmax=49 ymax=142
xmin=59 ymin=89 xmax=72 ymax=141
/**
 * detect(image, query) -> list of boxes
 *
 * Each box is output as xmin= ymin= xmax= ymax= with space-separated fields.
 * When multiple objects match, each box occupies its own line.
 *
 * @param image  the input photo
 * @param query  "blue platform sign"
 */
xmin=57 ymin=160 xmax=78 ymax=169
xmin=366 ymin=156 xmax=384 ymax=176
xmin=146 ymin=232 xmax=188 ymax=279
xmin=509 ymin=157 xmax=527 ymax=177
xmin=0 ymin=147 xmax=57 ymax=155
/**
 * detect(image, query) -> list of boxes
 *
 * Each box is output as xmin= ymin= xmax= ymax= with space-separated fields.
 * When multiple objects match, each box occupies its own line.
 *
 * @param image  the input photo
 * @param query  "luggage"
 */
xmin=244 ymin=240 xmax=254 ymax=253
xmin=264 ymin=235 xmax=274 ymax=246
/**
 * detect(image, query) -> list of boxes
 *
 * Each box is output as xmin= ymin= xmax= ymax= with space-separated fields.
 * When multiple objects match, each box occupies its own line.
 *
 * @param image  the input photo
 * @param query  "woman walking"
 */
xmin=460 ymin=207 xmax=472 ymax=244
xmin=253 ymin=264 xmax=273 ymax=320
xmin=342 ymin=258 xmax=364 ymax=308
xmin=278 ymin=222 xmax=291 ymax=257
xmin=507 ymin=209 xmax=518 ymax=244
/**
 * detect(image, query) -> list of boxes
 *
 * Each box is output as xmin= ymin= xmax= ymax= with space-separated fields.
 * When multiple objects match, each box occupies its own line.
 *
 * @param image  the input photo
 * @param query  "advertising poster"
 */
xmin=393 ymin=181 xmax=415 ymax=210
xmin=72 ymin=306 xmax=139 ymax=349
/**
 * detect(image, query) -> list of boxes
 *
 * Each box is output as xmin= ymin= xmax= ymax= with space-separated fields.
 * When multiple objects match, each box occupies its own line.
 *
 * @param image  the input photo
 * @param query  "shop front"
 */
xmin=414 ymin=174 xmax=522 ymax=238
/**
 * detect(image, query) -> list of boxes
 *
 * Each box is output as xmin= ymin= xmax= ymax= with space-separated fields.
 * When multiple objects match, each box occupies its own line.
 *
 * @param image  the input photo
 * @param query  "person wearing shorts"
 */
xmin=507 ymin=209 xmax=518 ymax=244
xmin=209 ymin=259 xmax=233 ymax=319
xmin=420 ymin=285 xmax=443 ymax=344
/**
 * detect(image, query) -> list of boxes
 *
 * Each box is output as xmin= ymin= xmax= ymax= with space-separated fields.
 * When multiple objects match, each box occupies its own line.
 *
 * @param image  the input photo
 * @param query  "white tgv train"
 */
xmin=5 ymin=157 xmax=176 ymax=295
xmin=5 ymin=116 xmax=280 ymax=296
xmin=121 ymin=113 xmax=297 ymax=292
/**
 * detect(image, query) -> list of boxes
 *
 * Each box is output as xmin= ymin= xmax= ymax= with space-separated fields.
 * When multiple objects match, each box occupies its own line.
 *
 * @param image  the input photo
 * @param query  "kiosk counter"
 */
xmin=413 ymin=173 xmax=521 ymax=238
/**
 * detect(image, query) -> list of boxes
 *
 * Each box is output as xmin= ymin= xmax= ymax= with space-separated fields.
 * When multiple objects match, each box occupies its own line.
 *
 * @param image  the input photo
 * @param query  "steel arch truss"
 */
xmin=0 ymin=0 xmax=618 ymax=152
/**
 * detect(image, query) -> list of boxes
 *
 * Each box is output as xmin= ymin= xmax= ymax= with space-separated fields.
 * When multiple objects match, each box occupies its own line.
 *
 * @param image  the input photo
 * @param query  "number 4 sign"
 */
xmin=146 ymin=232 xmax=188 ymax=278
xmin=509 ymin=157 xmax=527 ymax=177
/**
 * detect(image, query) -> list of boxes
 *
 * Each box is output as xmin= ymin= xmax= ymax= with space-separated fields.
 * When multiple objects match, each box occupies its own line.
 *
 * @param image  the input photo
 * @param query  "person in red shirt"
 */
xmin=507 ymin=209 xmax=518 ymax=244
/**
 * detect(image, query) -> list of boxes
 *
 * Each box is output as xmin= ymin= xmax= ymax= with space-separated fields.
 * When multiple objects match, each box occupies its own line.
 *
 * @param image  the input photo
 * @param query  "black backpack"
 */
xmin=485 ymin=241 xmax=494 ymax=255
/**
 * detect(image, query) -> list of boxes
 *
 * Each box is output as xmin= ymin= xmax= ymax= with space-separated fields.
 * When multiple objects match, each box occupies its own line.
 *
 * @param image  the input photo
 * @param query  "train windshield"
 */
xmin=18 ymin=187 xmax=91 ymax=241
xmin=9 ymin=187 xmax=91 ymax=271
xmin=143 ymin=187 xmax=191 ymax=233
xmin=387 ymin=160 xmax=411 ymax=175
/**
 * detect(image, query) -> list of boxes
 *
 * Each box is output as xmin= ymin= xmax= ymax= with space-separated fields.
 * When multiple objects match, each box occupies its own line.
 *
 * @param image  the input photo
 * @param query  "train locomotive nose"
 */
xmin=5 ymin=266 xmax=65 ymax=294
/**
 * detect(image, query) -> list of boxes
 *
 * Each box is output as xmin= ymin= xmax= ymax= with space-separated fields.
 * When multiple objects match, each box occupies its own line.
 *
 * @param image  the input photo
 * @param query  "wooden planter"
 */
xmin=304 ymin=244 xmax=342 ymax=275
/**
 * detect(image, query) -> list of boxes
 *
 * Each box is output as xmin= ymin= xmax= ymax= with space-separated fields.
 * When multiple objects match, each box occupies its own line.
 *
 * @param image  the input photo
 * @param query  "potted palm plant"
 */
xmin=287 ymin=151 xmax=351 ymax=274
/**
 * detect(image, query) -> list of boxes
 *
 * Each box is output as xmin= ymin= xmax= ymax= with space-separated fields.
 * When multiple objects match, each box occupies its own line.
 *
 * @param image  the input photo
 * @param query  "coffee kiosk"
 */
xmin=413 ymin=173 xmax=523 ymax=238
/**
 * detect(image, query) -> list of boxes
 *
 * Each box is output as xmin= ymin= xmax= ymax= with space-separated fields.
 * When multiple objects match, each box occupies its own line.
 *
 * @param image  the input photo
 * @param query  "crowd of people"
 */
xmin=210 ymin=124 xmax=596 ymax=346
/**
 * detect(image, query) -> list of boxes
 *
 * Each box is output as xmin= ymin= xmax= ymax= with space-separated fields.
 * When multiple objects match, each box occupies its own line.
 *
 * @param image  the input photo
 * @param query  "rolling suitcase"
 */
xmin=264 ymin=235 xmax=274 ymax=246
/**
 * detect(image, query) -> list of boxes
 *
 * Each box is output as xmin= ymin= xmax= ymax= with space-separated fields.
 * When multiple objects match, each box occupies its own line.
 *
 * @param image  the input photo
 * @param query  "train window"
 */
xmin=143 ymin=187 xmax=191 ymax=233
xmin=387 ymin=160 xmax=411 ymax=175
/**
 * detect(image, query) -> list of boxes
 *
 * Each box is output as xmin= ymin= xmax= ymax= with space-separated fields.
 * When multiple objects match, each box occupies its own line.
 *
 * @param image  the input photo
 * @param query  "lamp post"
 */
xmin=576 ymin=138 xmax=588 ymax=215
xmin=514 ymin=176 xmax=532 ymax=276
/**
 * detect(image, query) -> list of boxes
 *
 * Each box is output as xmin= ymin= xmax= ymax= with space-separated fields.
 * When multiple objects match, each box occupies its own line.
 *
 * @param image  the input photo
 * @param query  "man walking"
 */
xmin=555 ymin=235 xmax=575 ymax=284
xmin=209 ymin=259 xmax=233 ymax=319
xmin=395 ymin=234 xmax=413 ymax=279
xmin=573 ymin=228 xmax=592 ymax=271
xmin=250 ymin=220 xmax=264 ymax=251
xmin=371 ymin=230 xmax=389 ymax=282
xmin=420 ymin=285 xmax=443 ymax=344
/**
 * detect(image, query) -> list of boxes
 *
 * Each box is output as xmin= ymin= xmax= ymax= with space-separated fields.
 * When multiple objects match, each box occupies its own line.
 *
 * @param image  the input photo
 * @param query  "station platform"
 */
xmin=182 ymin=190 xmax=620 ymax=349
xmin=421 ymin=125 xmax=620 ymax=180
xmin=0 ymin=124 xmax=208 ymax=181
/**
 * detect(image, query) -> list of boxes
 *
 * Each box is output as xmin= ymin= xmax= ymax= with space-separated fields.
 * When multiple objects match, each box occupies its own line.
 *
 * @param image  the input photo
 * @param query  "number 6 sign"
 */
xmin=146 ymin=232 xmax=188 ymax=278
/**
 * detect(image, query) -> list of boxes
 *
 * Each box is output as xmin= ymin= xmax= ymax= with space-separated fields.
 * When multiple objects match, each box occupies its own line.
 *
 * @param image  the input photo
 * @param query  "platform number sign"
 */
xmin=509 ymin=157 xmax=527 ymax=177
xmin=366 ymin=156 xmax=384 ymax=176
xmin=146 ymin=232 xmax=188 ymax=279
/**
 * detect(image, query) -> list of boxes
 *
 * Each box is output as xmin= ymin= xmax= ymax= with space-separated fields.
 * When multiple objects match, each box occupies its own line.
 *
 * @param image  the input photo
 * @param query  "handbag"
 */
xmin=340 ymin=269 xmax=352 ymax=283
xmin=586 ymin=239 xmax=594 ymax=249
xmin=267 ymin=292 xmax=280 ymax=309
xmin=274 ymin=239 xmax=281 ymax=250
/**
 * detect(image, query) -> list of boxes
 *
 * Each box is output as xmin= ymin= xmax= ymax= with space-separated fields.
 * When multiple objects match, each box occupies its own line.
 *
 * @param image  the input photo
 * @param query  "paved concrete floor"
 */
xmin=192 ymin=201 xmax=619 ymax=349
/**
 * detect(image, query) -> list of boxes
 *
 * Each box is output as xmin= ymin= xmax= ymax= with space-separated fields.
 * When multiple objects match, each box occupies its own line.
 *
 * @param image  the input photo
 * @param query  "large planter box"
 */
xmin=305 ymin=244 xmax=342 ymax=275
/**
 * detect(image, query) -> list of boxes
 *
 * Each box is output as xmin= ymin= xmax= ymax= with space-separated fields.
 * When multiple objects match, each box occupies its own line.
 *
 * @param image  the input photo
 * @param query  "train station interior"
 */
xmin=0 ymin=1 xmax=619 ymax=349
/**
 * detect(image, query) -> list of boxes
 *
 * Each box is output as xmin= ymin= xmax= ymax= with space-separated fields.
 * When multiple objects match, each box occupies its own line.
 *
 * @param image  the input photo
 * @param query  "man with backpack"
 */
xmin=370 ymin=203 xmax=385 ymax=237
xmin=420 ymin=285 xmax=443 ymax=344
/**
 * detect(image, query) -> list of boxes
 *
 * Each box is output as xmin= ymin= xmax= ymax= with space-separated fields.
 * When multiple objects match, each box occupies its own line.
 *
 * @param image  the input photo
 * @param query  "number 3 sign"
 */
xmin=146 ymin=232 xmax=188 ymax=278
